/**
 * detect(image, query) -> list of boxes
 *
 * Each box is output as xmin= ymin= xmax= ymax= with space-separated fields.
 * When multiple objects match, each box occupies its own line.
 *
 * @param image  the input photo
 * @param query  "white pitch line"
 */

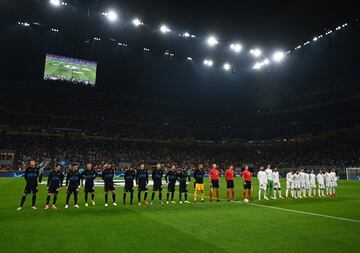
xmin=247 ymin=202 xmax=360 ymax=223
xmin=205 ymin=196 xmax=360 ymax=223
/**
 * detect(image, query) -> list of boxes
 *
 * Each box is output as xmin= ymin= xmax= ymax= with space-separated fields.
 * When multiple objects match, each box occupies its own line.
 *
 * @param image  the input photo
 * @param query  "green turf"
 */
xmin=44 ymin=58 xmax=97 ymax=84
xmin=0 ymin=178 xmax=359 ymax=253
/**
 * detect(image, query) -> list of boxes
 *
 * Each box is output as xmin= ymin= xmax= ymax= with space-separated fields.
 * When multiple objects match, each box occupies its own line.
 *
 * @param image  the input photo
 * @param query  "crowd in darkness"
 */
xmin=0 ymin=132 xmax=359 ymax=177
xmin=0 ymin=76 xmax=360 ymax=174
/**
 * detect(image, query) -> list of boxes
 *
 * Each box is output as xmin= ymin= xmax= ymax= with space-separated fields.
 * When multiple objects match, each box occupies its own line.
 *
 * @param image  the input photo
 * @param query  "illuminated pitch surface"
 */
xmin=1 ymin=178 xmax=359 ymax=253
xmin=44 ymin=54 xmax=97 ymax=86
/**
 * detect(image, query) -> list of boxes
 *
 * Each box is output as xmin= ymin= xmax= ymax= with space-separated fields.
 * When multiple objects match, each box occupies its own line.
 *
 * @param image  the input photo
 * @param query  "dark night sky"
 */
xmin=0 ymin=0 xmax=359 ymax=108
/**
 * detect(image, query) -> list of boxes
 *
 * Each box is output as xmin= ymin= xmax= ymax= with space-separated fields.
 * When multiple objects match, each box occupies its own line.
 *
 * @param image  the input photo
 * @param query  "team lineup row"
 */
xmin=16 ymin=160 xmax=338 ymax=210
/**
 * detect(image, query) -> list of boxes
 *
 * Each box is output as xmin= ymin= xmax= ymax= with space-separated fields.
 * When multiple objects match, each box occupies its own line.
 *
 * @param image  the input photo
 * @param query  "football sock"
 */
xmin=32 ymin=194 xmax=36 ymax=206
xmin=20 ymin=195 xmax=26 ymax=207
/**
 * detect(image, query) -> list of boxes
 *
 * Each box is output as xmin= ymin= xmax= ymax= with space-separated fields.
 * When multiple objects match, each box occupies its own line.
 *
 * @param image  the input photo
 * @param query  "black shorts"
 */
xmin=124 ymin=183 xmax=134 ymax=192
xmin=104 ymin=183 xmax=115 ymax=192
xmin=24 ymin=184 xmax=38 ymax=194
xmin=48 ymin=185 xmax=60 ymax=194
xmin=67 ymin=186 xmax=78 ymax=193
xmin=85 ymin=184 xmax=95 ymax=193
xmin=244 ymin=181 xmax=252 ymax=189
xmin=227 ymin=180 xmax=234 ymax=189
xmin=179 ymin=183 xmax=188 ymax=193
xmin=153 ymin=183 xmax=162 ymax=191
xmin=211 ymin=180 xmax=219 ymax=188
xmin=138 ymin=183 xmax=147 ymax=191
xmin=168 ymin=183 xmax=175 ymax=192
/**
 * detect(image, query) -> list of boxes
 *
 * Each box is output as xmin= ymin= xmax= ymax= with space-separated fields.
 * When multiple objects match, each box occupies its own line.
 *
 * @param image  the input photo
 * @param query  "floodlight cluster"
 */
xmin=34 ymin=2 xmax=356 ymax=73
xmin=18 ymin=22 xmax=30 ymax=27
xmin=203 ymin=59 xmax=214 ymax=67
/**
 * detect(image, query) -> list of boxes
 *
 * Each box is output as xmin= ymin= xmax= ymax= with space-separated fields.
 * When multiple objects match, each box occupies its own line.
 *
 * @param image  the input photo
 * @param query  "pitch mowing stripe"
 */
xmin=204 ymin=196 xmax=360 ymax=223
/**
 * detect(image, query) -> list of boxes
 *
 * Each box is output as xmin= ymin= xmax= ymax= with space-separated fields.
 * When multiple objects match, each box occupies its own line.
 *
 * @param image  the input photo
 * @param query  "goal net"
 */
xmin=346 ymin=168 xmax=360 ymax=180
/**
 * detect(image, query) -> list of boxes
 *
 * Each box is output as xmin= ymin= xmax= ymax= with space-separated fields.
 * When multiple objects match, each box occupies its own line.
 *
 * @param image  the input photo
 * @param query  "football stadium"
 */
xmin=0 ymin=0 xmax=360 ymax=252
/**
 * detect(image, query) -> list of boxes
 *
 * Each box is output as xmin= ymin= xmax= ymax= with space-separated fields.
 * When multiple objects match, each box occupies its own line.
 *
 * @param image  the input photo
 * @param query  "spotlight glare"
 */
xmin=203 ymin=59 xmax=213 ymax=67
xmin=230 ymin=43 xmax=242 ymax=53
xmin=313 ymin=36 xmax=318 ymax=41
xmin=250 ymin=48 xmax=262 ymax=57
xmin=223 ymin=63 xmax=231 ymax=71
xmin=160 ymin=25 xmax=171 ymax=33
xmin=183 ymin=32 xmax=190 ymax=37
xmin=273 ymin=51 xmax=285 ymax=62
xmin=252 ymin=62 xmax=263 ymax=70
xmin=132 ymin=18 xmax=143 ymax=27
xmin=186 ymin=57 xmax=193 ymax=61
xmin=263 ymin=59 xmax=270 ymax=65
xmin=207 ymin=36 xmax=218 ymax=47
xmin=106 ymin=10 xmax=118 ymax=22
xmin=50 ymin=0 xmax=60 ymax=6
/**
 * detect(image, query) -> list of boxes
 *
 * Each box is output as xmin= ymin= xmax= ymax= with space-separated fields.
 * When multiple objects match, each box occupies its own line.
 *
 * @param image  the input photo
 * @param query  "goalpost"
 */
xmin=346 ymin=168 xmax=360 ymax=180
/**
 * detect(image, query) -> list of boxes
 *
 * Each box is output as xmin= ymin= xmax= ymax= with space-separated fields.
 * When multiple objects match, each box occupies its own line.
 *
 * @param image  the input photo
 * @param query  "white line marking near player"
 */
xmin=205 ymin=196 xmax=360 ymax=223
xmin=247 ymin=202 xmax=360 ymax=223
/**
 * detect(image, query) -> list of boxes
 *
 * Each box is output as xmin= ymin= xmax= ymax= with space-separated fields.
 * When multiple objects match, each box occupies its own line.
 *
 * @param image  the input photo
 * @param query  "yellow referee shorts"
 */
xmin=195 ymin=183 xmax=204 ymax=191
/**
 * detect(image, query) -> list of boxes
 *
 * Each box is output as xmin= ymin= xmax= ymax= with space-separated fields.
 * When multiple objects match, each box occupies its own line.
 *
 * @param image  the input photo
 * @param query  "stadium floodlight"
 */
xmin=186 ymin=57 xmax=193 ymax=61
xmin=304 ymin=41 xmax=310 ymax=45
xmin=132 ymin=18 xmax=143 ymax=27
xmin=144 ymin=48 xmax=150 ymax=52
xmin=249 ymin=48 xmax=262 ymax=57
xmin=51 ymin=28 xmax=59 ymax=32
xmin=252 ymin=62 xmax=263 ymax=70
xmin=230 ymin=43 xmax=242 ymax=53
xmin=203 ymin=59 xmax=213 ymax=67
xmin=272 ymin=51 xmax=285 ymax=62
xmin=50 ymin=0 xmax=61 ymax=6
xmin=263 ymin=58 xmax=270 ymax=65
xmin=207 ymin=36 xmax=218 ymax=47
xmin=336 ymin=26 xmax=341 ymax=31
xmin=160 ymin=25 xmax=171 ymax=34
xmin=223 ymin=63 xmax=231 ymax=71
xmin=313 ymin=36 xmax=318 ymax=41
xmin=103 ymin=10 xmax=118 ymax=22
xmin=295 ymin=45 xmax=302 ymax=50
xmin=183 ymin=32 xmax=190 ymax=37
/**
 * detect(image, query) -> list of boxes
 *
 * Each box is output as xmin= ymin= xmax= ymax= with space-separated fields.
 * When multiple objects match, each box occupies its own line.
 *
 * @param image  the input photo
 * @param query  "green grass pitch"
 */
xmin=44 ymin=58 xmax=97 ymax=83
xmin=0 ymin=178 xmax=359 ymax=253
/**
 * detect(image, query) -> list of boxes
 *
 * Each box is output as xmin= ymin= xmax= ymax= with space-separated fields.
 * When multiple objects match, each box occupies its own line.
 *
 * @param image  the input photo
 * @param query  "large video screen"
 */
xmin=44 ymin=54 xmax=97 ymax=86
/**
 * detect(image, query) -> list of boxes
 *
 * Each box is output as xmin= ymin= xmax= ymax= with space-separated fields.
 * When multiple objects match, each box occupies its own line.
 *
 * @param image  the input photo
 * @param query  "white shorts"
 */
xmin=274 ymin=181 xmax=281 ymax=189
xmin=305 ymin=182 xmax=310 ymax=190
xmin=326 ymin=181 xmax=332 ymax=188
xmin=310 ymin=182 xmax=316 ymax=188
xmin=318 ymin=183 xmax=325 ymax=189
xmin=332 ymin=182 xmax=337 ymax=187
xmin=300 ymin=181 xmax=306 ymax=188
xmin=259 ymin=183 xmax=267 ymax=190
xmin=286 ymin=181 xmax=292 ymax=189
xmin=294 ymin=182 xmax=300 ymax=189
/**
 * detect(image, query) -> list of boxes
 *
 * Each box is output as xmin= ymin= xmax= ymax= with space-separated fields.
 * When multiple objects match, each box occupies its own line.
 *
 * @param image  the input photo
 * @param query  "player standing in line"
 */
xmin=44 ymin=164 xmax=64 ymax=210
xmin=177 ymin=169 xmax=190 ymax=204
xmin=102 ymin=164 xmax=117 ymax=207
xmin=123 ymin=167 xmax=135 ymax=205
xmin=324 ymin=169 xmax=332 ymax=196
xmin=81 ymin=162 xmax=98 ymax=206
xmin=136 ymin=163 xmax=149 ymax=206
xmin=317 ymin=170 xmax=325 ymax=197
xmin=292 ymin=170 xmax=300 ymax=199
xmin=151 ymin=163 xmax=164 ymax=205
xmin=17 ymin=159 xmax=40 ymax=211
xmin=298 ymin=169 xmax=306 ymax=198
xmin=165 ymin=165 xmax=177 ymax=204
xmin=225 ymin=165 xmax=235 ymax=201
xmin=257 ymin=167 xmax=268 ymax=200
xmin=193 ymin=164 xmax=205 ymax=202
xmin=272 ymin=168 xmax=283 ymax=199
xmin=309 ymin=170 xmax=316 ymax=197
xmin=304 ymin=171 xmax=311 ymax=197
xmin=265 ymin=165 xmax=274 ymax=199
xmin=209 ymin=164 xmax=220 ymax=202
xmin=242 ymin=165 xmax=252 ymax=202
xmin=331 ymin=169 xmax=337 ymax=196
xmin=285 ymin=170 xmax=293 ymax=198
xmin=65 ymin=164 xmax=81 ymax=208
